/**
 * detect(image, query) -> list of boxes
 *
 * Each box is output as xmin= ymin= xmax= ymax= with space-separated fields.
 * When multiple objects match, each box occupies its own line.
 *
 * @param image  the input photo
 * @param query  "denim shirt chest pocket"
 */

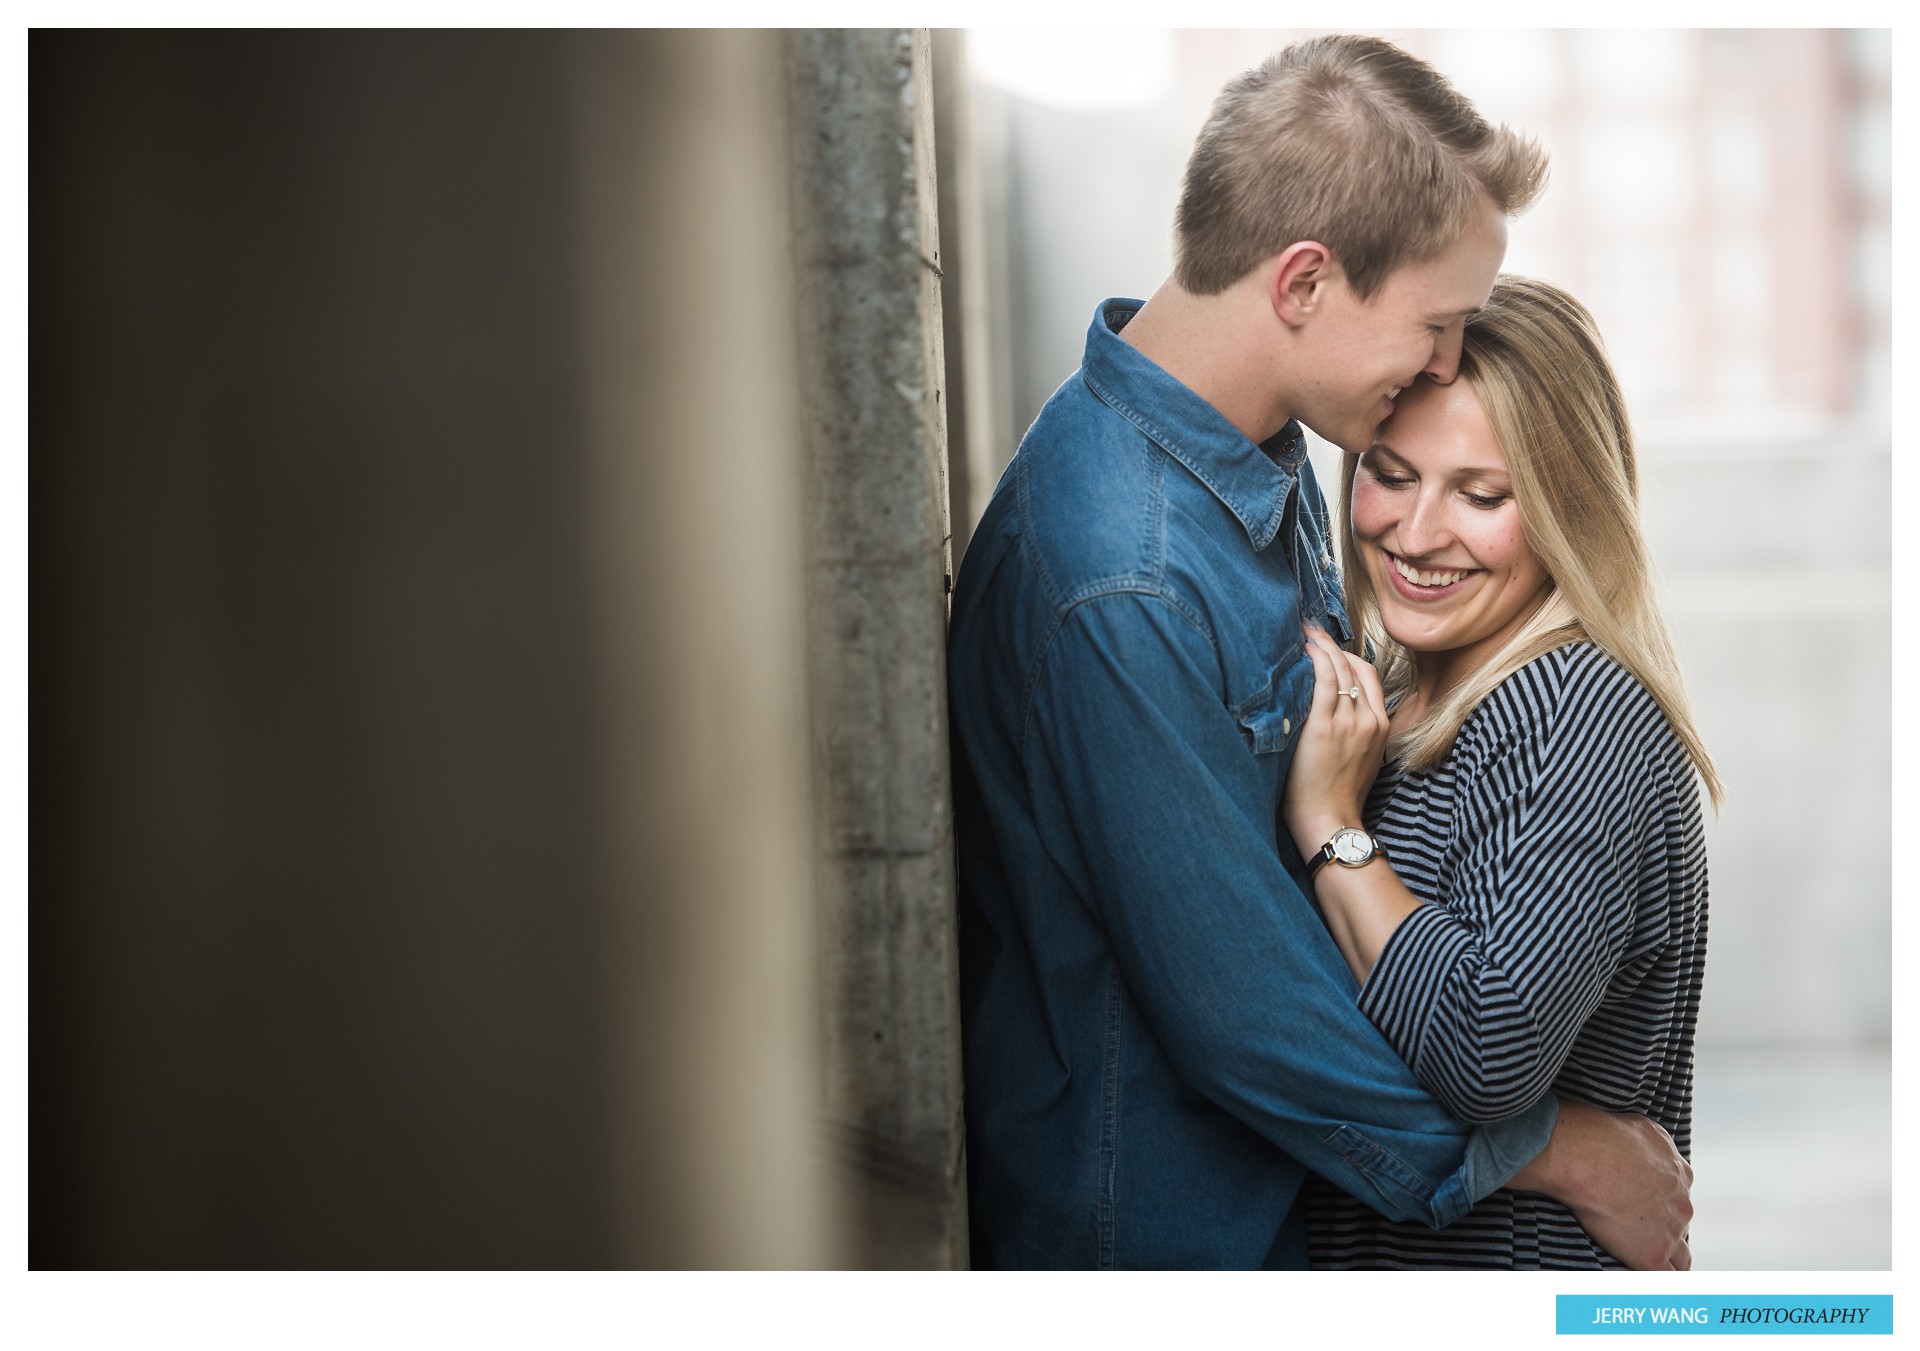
xmin=1231 ymin=653 xmax=1315 ymax=760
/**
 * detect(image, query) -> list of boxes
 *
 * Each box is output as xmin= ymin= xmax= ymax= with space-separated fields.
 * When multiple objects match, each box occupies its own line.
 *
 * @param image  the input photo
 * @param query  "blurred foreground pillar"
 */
xmin=788 ymin=29 xmax=970 ymax=1268
xmin=33 ymin=29 xmax=830 ymax=1268
xmin=569 ymin=30 xmax=832 ymax=1269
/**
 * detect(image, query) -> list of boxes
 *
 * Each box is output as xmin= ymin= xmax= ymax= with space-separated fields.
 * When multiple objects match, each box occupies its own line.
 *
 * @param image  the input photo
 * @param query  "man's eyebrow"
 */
xmin=1426 ymin=305 xmax=1483 ymax=323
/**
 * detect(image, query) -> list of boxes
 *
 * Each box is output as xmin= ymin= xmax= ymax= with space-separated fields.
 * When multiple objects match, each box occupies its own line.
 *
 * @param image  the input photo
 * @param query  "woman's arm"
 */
xmin=1280 ymin=626 xmax=1415 ymax=983
xmin=1284 ymin=632 xmax=1696 ymax=1265
xmin=1306 ymin=847 xmax=1421 ymax=984
xmin=1283 ymin=633 xmax=1665 ymax=1123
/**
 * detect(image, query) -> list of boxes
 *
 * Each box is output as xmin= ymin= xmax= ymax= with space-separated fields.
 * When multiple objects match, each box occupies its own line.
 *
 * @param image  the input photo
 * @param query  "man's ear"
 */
xmin=1269 ymin=240 xmax=1336 ymax=327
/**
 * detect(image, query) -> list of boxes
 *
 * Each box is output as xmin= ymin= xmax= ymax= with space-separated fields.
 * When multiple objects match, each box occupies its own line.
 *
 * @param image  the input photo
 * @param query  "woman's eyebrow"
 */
xmin=1366 ymin=443 xmax=1512 ymax=481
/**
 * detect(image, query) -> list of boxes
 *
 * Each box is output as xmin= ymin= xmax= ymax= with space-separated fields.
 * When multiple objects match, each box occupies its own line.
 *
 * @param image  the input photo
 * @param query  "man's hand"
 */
xmin=1506 ymin=1098 xmax=1694 ymax=1270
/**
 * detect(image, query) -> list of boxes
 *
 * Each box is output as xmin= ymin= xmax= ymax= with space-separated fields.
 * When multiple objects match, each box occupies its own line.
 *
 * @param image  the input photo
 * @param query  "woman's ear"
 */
xmin=1269 ymin=240 xmax=1337 ymax=328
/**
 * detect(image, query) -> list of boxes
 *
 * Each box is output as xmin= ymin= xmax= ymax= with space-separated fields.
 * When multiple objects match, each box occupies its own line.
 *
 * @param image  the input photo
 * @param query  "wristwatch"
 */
xmin=1306 ymin=827 xmax=1385 ymax=879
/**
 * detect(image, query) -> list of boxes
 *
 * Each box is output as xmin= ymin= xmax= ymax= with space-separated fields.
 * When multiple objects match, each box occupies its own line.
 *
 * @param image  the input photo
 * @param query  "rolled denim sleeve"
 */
xmin=1023 ymin=591 xmax=1552 ymax=1225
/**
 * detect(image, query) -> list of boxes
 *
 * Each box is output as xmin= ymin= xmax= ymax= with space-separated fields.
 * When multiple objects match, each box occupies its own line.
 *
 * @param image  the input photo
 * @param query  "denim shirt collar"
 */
xmin=1079 ymin=297 xmax=1306 ymax=553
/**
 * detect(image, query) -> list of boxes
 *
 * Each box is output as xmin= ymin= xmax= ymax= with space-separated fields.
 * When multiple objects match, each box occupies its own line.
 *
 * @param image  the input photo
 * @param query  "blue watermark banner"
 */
xmin=1557 ymin=1295 xmax=1891 ymax=1335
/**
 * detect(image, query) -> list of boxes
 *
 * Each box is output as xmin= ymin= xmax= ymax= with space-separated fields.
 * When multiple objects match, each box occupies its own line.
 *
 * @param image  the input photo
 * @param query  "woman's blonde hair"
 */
xmin=1337 ymin=274 xmax=1724 ymax=808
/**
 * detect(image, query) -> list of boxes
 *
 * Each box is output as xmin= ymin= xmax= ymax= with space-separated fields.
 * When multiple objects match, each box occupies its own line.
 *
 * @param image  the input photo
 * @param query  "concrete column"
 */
xmin=787 ymin=28 xmax=969 ymax=1268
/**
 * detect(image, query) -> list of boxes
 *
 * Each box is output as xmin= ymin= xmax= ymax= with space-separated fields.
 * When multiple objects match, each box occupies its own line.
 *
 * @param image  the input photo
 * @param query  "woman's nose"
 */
xmin=1396 ymin=492 xmax=1451 ymax=554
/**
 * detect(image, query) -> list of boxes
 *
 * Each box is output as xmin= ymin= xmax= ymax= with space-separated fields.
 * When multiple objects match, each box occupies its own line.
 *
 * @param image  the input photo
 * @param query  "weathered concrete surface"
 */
xmin=787 ymin=28 xmax=968 ymax=1268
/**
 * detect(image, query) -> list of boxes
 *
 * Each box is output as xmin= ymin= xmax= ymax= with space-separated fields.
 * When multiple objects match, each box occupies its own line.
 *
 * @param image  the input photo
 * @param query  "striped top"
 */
xmin=1304 ymin=643 xmax=1709 ymax=1269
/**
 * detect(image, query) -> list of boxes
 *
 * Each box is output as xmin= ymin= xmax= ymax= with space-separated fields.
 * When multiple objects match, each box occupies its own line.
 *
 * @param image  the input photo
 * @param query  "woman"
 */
xmin=1286 ymin=275 xmax=1721 ymax=1269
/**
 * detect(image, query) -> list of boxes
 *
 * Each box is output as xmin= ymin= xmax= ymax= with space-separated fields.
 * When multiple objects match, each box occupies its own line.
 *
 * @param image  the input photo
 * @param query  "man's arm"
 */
xmin=1024 ymin=593 xmax=1692 ymax=1261
xmin=1025 ymin=592 xmax=1545 ymax=1227
xmin=1510 ymin=1100 xmax=1695 ymax=1270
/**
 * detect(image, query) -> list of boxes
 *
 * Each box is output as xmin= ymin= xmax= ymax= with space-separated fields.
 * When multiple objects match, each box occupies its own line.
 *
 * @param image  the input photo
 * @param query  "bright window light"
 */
xmin=967 ymin=28 xmax=1175 ymax=110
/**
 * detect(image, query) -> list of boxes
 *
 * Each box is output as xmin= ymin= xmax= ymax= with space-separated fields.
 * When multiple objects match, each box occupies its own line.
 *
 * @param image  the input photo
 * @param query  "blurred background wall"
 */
xmin=956 ymin=27 xmax=1892 ymax=1269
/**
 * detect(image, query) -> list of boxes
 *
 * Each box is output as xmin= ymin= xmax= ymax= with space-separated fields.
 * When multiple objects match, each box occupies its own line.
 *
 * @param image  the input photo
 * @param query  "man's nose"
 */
xmin=1422 ymin=324 xmax=1465 ymax=385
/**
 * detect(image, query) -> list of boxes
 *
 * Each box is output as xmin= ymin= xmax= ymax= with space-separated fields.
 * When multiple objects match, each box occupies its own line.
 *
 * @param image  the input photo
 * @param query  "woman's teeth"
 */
xmin=1391 ymin=555 xmax=1469 ymax=588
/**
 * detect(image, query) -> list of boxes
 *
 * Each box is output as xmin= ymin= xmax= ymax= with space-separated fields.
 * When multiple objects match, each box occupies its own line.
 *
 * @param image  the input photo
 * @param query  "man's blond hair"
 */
xmin=1174 ymin=35 xmax=1547 ymax=298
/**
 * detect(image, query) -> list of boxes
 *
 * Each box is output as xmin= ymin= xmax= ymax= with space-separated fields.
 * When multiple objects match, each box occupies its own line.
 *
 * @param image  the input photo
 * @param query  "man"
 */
xmin=947 ymin=35 xmax=1693 ymax=1270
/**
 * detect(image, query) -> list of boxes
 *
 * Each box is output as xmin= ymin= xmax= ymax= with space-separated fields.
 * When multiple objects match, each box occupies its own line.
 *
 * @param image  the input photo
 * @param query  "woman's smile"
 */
xmin=1382 ymin=550 xmax=1476 ymax=595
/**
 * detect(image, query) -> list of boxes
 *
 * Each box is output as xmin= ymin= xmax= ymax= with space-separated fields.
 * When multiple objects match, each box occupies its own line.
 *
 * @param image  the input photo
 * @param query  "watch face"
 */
xmin=1330 ymin=829 xmax=1374 ymax=865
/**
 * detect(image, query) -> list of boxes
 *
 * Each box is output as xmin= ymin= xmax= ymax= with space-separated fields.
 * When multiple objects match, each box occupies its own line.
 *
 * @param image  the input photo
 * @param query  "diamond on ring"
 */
xmin=1342 ymin=687 xmax=1361 ymax=700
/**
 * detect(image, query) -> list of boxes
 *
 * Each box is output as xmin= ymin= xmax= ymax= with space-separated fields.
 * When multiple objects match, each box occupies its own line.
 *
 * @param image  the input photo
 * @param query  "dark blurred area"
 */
xmin=34 ymin=24 xmax=970 ymax=1271
xmin=33 ymin=29 xmax=614 ymax=1267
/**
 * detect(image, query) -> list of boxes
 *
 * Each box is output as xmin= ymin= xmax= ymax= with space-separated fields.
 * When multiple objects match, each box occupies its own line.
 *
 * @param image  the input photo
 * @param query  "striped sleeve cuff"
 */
xmin=1356 ymin=901 xmax=1477 ymax=1076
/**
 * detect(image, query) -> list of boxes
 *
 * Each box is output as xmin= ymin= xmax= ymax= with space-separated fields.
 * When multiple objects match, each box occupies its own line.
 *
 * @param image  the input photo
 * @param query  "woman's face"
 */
xmin=1350 ymin=376 xmax=1552 ymax=692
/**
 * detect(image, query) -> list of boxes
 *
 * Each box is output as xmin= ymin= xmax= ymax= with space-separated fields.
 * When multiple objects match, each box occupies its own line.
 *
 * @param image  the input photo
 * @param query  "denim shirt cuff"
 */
xmin=1459 ymin=1092 xmax=1560 ymax=1205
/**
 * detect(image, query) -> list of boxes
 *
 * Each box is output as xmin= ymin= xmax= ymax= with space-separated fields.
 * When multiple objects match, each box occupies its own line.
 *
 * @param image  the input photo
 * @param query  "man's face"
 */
xmin=1289 ymin=197 xmax=1508 ymax=455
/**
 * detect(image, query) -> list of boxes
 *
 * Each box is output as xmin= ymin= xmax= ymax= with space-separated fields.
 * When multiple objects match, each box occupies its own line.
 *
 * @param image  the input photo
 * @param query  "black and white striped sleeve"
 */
xmin=1354 ymin=650 xmax=1673 ymax=1123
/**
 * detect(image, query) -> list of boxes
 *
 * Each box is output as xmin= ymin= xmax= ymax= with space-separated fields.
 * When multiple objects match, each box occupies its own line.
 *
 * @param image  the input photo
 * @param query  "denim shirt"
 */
xmin=948 ymin=299 xmax=1556 ymax=1269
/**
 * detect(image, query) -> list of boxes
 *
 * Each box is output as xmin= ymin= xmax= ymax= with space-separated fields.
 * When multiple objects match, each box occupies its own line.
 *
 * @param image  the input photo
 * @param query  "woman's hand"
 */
xmin=1281 ymin=626 xmax=1391 ymax=860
